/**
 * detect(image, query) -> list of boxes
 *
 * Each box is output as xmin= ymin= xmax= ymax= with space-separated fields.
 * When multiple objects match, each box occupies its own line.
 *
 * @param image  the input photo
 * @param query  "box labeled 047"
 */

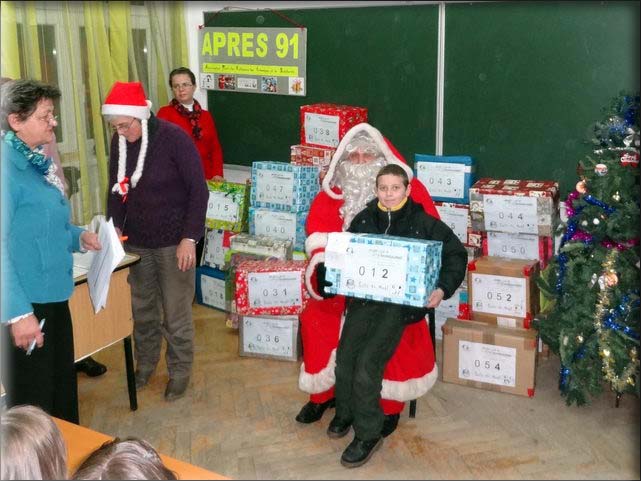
xmin=239 ymin=315 xmax=301 ymax=362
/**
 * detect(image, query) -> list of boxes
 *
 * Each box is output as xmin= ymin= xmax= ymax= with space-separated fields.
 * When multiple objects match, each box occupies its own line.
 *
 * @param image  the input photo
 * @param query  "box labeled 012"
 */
xmin=238 ymin=315 xmax=301 ymax=362
xmin=324 ymin=232 xmax=442 ymax=307
xmin=441 ymin=318 xmax=538 ymax=397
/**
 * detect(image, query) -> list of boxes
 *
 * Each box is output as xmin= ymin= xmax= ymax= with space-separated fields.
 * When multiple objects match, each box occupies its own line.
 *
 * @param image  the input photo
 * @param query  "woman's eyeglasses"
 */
xmin=172 ymin=82 xmax=194 ymax=90
xmin=110 ymin=118 xmax=136 ymax=133
xmin=34 ymin=113 xmax=58 ymax=124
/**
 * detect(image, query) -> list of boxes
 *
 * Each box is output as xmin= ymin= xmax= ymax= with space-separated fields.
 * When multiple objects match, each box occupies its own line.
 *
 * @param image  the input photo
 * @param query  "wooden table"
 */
xmin=69 ymin=253 xmax=140 ymax=410
xmin=54 ymin=417 xmax=229 ymax=480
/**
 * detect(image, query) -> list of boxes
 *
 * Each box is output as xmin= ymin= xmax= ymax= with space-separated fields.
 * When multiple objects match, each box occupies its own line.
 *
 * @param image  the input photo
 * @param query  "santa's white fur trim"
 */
xmin=322 ymin=123 xmax=414 ymax=199
xmin=299 ymin=349 xmax=337 ymax=393
xmin=381 ymin=365 xmax=438 ymax=402
xmin=305 ymin=232 xmax=329 ymax=256
xmin=101 ymin=99 xmax=152 ymax=120
xmin=305 ymin=252 xmax=325 ymax=301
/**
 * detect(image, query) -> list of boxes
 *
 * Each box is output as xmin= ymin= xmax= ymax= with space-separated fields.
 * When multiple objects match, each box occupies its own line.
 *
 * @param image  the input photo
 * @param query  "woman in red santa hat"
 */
xmin=296 ymin=122 xmax=440 ymax=438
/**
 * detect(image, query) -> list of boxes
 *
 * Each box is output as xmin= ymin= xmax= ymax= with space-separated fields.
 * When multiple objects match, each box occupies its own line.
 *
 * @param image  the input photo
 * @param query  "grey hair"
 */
xmin=72 ymin=437 xmax=177 ymax=480
xmin=0 ymin=79 xmax=60 ymax=131
xmin=0 ymin=404 xmax=68 ymax=480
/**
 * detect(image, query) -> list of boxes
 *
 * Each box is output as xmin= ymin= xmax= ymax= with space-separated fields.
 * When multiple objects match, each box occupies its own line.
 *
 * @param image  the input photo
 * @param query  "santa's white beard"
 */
xmin=334 ymin=158 xmax=387 ymax=230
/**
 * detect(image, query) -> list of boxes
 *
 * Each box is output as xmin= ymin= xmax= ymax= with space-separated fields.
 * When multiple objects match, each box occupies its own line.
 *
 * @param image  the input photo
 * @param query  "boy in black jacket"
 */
xmin=325 ymin=164 xmax=467 ymax=468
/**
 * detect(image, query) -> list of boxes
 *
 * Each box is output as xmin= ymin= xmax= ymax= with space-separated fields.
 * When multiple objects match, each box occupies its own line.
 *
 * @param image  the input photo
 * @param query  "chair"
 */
xmin=408 ymin=308 xmax=436 ymax=418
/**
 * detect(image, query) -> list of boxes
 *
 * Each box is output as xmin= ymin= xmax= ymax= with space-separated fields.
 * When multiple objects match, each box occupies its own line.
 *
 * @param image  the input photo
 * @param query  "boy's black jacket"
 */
xmin=347 ymin=196 xmax=468 ymax=324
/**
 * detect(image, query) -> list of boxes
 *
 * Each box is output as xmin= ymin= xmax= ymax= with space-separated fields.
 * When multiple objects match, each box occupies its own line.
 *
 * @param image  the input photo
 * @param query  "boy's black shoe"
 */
xmin=327 ymin=416 xmax=352 ymax=438
xmin=75 ymin=357 xmax=107 ymax=377
xmin=295 ymin=398 xmax=335 ymax=423
xmin=381 ymin=413 xmax=400 ymax=437
xmin=340 ymin=436 xmax=383 ymax=468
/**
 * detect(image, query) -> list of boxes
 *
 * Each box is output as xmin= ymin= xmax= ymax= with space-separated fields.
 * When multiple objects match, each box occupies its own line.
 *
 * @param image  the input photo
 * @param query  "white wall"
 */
xmin=184 ymin=1 xmax=439 ymax=106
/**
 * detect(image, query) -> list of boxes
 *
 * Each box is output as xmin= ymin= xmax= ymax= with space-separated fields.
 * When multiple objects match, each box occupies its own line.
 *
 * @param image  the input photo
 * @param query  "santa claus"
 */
xmin=296 ymin=122 xmax=440 ymax=437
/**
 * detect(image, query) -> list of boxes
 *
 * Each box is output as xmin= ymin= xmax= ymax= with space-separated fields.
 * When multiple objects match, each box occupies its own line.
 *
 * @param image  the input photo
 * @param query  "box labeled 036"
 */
xmin=238 ymin=315 xmax=301 ymax=362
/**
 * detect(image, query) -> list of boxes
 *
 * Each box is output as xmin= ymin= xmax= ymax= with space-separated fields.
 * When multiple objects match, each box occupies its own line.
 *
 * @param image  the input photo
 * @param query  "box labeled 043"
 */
xmin=441 ymin=318 xmax=538 ymax=397
xmin=468 ymin=256 xmax=540 ymax=329
xmin=239 ymin=315 xmax=301 ymax=362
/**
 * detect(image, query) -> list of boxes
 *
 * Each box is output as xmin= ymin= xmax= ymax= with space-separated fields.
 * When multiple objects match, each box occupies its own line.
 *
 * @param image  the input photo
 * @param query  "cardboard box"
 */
xmin=201 ymin=228 xmax=235 ymax=270
xmin=205 ymin=180 xmax=250 ymax=232
xmin=469 ymin=178 xmax=560 ymax=237
xmin=482 ymin=231 xmax=553 ymax=270
xmin=415 ymin=154 xmax=475 ymax=204
xmin=290 ymin=144 xmax=335 ymax=181
xmin=248 ymin=207 xmax=308 ymax=252
xmin=195 ymin=266 xmax=227 ymax=311
xmin=441 ymin=318 xmax=538 ymax=397
xmin=468 ymin=256 xmax=540 ymax=329
xmin=300 ymin=103 xmax=368 ymax=148
xmin=324 ymin=232 xmax=442 ymax=307
xmin=250 ymin=161 xmax=320 ymax=212
xmin=229 ymin=233 xmax=293 ymax=261
xmin=235 ymin=259 xmax=309 ymax=316
xmin=238 ymin=315 xmax=301 ymax=362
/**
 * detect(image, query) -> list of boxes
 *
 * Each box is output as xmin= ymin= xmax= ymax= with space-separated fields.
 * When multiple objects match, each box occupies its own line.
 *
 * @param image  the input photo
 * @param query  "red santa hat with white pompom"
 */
xmin=101 ymin=81 xmax=152 ymax=198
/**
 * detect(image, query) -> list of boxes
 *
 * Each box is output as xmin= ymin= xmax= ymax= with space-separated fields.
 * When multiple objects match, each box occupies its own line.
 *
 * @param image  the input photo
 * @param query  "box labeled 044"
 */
xmin=239 ymin=315 xmax=301 ymax=362
xmin=468 ymin=256 xmax=540 ymax=329
xmin=324 ymin=232 xmax=442 ymax=307
xmin=441 ymin=318 xmax=538 ymax=397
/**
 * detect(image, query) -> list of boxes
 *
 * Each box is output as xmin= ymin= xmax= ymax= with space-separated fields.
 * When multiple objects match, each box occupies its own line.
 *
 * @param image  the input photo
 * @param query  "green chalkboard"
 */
xmin=205 ymin=6 xmax=439 ymax=166
xmin=443 ymin=1 xmax=639 ymax=196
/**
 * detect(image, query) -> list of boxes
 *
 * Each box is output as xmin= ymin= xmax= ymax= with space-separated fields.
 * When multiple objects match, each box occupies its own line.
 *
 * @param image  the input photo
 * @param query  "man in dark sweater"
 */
xmin=102 ymin=82 xmax=208 ymax=402
xmin=324 ymin=164 xmax=467 ymax=467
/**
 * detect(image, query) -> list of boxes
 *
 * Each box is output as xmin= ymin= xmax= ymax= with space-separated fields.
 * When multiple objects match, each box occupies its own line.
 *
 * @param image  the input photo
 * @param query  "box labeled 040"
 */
xmin=239 ymin=315 xmax=301 ymax=362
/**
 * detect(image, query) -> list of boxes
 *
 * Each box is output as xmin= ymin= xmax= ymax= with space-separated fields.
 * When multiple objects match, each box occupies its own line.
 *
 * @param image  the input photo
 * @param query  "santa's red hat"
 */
xmin=101 ymin=81 xmax=153 ymax=196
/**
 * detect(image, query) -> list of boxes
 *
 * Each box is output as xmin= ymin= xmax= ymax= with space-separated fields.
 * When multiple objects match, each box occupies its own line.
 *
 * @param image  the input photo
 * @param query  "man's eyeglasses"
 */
xmin=172 ymin=82 xmax=194 ymax=90
xmin=110 ymin=118 xmax=136 ymax=133
xmin=34 ymin=113 xmax=58 ymax=124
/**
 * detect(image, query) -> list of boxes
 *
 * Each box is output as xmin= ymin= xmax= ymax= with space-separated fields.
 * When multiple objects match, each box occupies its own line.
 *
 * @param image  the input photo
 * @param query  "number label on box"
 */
xmin=248 ymin=271 xmax=302 ymax=309
xmin=471 ymin=273 xmax=526 ymax=317
xmin=207 ymin=191 xmax=240 ymax=223
xmin=304 ymin=113 xmax=340 ymax=147
xmin=486 ymin=232 xmax=539 ymax=260
xmin=483 ymin=195 xmax=538 ymax=234
xmin=200 ymin=275 xmax=226 ymax=310
xmin=434 ymin=205 xmax=468 ymax=245
xmin=255 ymin=171 xmax=295 ymax=204
xmin=458 ymin=340 xmax=517 ymax=387
xmin=416 ymin=162 xmax=466 ymax=199
xmin=254 ymin=211 xmax=297 ymax=243
xmin=204 ymin=231 xmax=226 ymax=267
xmin=241 ymin=316 xmax=297 ymax=358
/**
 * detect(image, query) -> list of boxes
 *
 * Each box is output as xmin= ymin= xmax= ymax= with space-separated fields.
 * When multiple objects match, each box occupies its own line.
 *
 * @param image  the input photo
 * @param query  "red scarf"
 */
xmin=170 ymin=98 xmax=203 ymax=140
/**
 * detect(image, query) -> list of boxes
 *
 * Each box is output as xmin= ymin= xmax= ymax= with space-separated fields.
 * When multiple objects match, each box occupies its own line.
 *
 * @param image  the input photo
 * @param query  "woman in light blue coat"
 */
xmin=1 ymin=79 xmax=101 ymax=423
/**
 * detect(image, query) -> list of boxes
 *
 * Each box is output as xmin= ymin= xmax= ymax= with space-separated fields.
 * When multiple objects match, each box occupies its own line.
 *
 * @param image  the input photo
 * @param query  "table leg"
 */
xmin=123 ymin=336 xmax=137 ymax=411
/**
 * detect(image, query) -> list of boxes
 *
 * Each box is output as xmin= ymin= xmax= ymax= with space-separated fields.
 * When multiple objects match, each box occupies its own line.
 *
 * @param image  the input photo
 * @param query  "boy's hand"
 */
xmin=316 ymin=263 xmax=336 ymax=299
xmin=427 ymin=288 xmax=445 ymax=308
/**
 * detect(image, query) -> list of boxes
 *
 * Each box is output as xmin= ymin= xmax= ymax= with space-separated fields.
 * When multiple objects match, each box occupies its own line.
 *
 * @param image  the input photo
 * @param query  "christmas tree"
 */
xmin=535 ymin=92 xmax=640 ymax=406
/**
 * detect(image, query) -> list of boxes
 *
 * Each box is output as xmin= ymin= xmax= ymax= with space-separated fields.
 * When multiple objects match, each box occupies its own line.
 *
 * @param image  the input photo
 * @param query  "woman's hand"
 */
xmin=210 ymin=175 xmax=225 ymax=182
xmin=426 ymin=288 xmax=445 ymax=309
xmin=176 ymin=238 xmax=197 ymax=272
xmin=81 ymin=231 xmax=102 ymax=251
xmin=10 ymin=314 xmax=44 ymax=352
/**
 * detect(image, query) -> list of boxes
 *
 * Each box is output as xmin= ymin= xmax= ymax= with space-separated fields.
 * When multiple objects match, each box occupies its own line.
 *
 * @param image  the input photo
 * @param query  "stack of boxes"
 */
xmin=439 ymin=177 xmax=560 ymax=397
xmin=414 ymin=154 xmax=477 ymax=338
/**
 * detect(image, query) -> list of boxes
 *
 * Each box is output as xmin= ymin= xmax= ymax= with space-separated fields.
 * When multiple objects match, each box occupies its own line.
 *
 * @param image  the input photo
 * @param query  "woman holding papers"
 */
xmin=0 ymin=79 xmax=101 ymax=423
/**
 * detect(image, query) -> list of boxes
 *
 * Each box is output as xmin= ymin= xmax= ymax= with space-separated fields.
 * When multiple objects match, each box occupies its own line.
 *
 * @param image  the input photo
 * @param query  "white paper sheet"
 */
xmin=87 ymin=218 xmax=126 ymax=313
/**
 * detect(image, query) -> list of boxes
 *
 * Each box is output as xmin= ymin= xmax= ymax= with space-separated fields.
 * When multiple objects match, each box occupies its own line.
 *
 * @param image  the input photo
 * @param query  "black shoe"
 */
xmin=340 ymin=436 xmax=383 ymax=468
xmin=381 ymin=414 xmax=400 ymax=437
xmin=295 ymin=399 xmax=336 ymax=424
xmin=76 ymin=357 xmax=107 ymax=377
xmin=164 ymin=377 xmax=189 ymax=402
xmin=327 ymin=416 xmax=352 ymax=439
xmin=134 ymin=369 xmax=154 ymax=390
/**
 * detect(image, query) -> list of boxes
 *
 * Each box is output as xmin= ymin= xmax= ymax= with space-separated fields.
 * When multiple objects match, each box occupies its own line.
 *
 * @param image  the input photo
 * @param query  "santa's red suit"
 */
xmin=299 ymin=123 xmax=440 ymax=415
